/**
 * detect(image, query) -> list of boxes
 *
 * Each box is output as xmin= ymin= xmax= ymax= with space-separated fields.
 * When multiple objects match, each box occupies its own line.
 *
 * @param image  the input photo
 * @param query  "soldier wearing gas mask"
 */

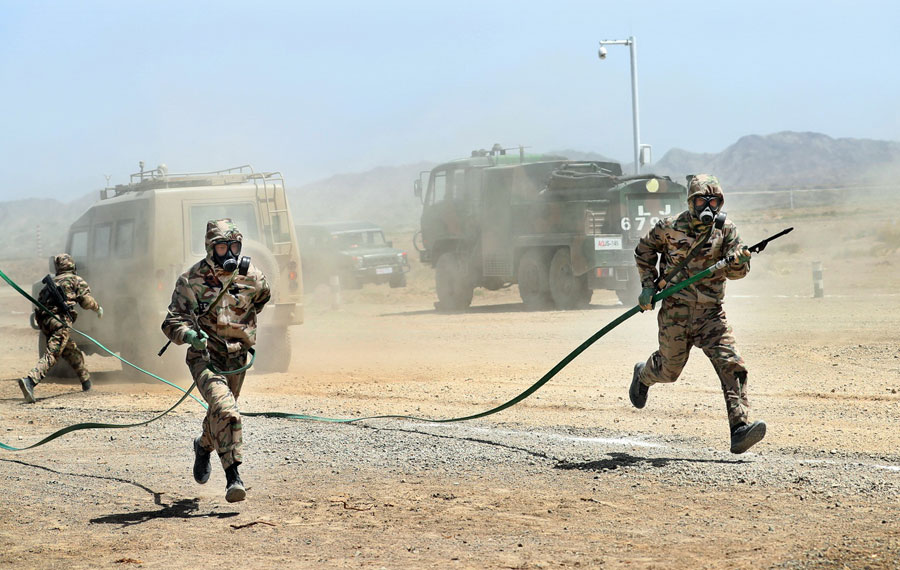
xmin=18 ymin=253 xmax=103 ymax=403
xmin=162 ymin=219 xmax=270 ymax=502
xmin=629 ymin=174 xmax=765 ymax=454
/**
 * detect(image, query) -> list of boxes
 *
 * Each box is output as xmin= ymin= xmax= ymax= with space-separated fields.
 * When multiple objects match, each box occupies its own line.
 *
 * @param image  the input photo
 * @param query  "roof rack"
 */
xmin=101 ymin=164 xmax=272 ymax=199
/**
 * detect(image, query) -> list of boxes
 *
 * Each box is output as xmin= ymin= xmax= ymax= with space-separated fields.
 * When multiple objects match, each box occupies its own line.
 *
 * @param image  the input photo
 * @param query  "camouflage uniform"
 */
xmin=634 ymin=175 xmax=752 ymax=430
xmin=27 ymin=254 xmax=100 ymax=386
xmin=161 ymin=219 xmax=270 ymax=470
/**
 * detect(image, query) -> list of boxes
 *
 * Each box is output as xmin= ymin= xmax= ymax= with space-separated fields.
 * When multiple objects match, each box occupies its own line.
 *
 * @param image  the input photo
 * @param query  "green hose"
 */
xmin=242 ymin=257 xmax=732 ymax=424
xmin=0 ymin=256 xmax=729 ymax=448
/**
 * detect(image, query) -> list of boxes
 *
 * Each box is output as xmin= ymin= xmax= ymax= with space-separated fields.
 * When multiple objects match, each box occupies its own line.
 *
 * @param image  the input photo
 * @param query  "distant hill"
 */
xmin=287 ymin=162 xmax=434 ymax=232
xmin=0 ymin=194 xmax=95 ymax=260
xmin=654 ymin=131 xmax=900 ymax=190
xmin=2 ymin=131 xmax=898 ymax=260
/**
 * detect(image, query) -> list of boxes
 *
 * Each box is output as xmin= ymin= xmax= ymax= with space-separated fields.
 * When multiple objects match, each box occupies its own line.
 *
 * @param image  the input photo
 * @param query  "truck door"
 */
xmin=421 ymin=167 xmax=473 ymax=254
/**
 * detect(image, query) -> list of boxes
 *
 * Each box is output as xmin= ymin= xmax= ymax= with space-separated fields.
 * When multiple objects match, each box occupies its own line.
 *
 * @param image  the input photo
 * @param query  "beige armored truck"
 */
xmin=37 ymin=164 xmax=303 ymax=376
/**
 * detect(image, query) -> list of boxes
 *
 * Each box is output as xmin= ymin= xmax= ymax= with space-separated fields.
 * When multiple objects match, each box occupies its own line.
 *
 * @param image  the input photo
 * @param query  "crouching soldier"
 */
xmin=162 ymin=219 xmax=270 ymax=503
xmin=19 ymin=253 xmax=103 ymax=403
xmin=630 ymin=174 xmax=766 ymax=454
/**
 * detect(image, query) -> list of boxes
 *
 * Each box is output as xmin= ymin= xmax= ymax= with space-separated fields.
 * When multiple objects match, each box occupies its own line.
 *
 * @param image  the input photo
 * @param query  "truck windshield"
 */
xmin=190 ymin=203 xmax=260 ymax=254
xmin=332 ymin=230 xmax=385 ymax=248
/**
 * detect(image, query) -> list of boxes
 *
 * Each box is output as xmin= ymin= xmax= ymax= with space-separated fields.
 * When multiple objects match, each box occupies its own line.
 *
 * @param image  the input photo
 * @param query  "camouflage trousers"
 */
xmin=28 ymin=324 xmax=90 ymax=384
xmin=187 ymin=348 xmax=248 ymax=470
xmin=638 ymin=298 xmax=750 ymax=429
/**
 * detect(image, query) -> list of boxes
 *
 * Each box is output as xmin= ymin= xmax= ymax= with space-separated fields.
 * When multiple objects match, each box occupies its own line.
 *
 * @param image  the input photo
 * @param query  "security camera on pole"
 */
xmin=598 ymin=36 xmax=650 ymax=174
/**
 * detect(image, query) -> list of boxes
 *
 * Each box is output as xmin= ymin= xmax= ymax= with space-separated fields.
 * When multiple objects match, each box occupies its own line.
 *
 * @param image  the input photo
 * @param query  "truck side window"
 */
xmin=450 ymin=168 xmax=467 ymax=201
xmin=69 ymin=230 xmax=88 ymax=258
xmin=114 ymin=219 xmax=135 ymax=257
xmin=429 ymin=171 xmax=447 ymax=204
xmin=93 ymin=223 xmax=112 ymax=259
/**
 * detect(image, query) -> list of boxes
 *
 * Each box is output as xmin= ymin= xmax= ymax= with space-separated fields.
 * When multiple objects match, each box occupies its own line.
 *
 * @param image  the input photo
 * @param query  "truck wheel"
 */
xmin=342 ymin=273 xmax=363 ymax=290
xmin=389 ymin=273 xmax=407 ymax=288
xmin=549 ymin=248 xmax=592 ymax=310
xmin=254 ymin=327 xmax=292 ymax=373
xmin=517 ymin=249 xmax=552 ymax=310
xmin=435 ymin=252 xmax=474 ymax=310
xmin=614 ymin=267 xmax=643 ymax=306
xmin=119 ymin=313 xmax=186 ymax=382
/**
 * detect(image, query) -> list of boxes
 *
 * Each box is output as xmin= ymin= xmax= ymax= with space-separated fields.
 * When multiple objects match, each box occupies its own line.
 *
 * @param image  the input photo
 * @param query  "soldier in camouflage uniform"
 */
xmin=18 ymin=254 xmax=103 ymax=403
xmin=162 ymin=219 xmax=271 ymax=503
xmin=629 ymin=174 xmax=766 ymax=454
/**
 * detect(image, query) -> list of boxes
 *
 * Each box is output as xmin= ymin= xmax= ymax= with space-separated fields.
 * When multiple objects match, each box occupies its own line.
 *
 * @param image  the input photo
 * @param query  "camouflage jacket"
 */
xmin=162 ymin=220 xmax=271 ymax=354
xmin=36 ymin=254 xmax=99 ymax=329
xmin=634 ymin=210 xmax=749 ymax=305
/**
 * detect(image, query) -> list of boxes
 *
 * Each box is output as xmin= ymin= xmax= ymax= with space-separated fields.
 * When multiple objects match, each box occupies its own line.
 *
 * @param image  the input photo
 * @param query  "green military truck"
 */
xmin=33 ymin=164 xmax=304 ymax=376
xmin=413 ymin=146 xmax=687 ymax=310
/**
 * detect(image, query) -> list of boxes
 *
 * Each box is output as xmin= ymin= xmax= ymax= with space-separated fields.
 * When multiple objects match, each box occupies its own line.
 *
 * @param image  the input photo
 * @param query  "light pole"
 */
xmin=598 ymin=36 xmax=647 ymax=175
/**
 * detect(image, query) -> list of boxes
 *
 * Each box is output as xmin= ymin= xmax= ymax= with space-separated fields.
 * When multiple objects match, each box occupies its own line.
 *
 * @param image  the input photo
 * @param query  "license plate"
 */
xmin=375 ymin=267 xmax=393 ymax=275
xmin=594 ymin=235 xmax=623 ymax=250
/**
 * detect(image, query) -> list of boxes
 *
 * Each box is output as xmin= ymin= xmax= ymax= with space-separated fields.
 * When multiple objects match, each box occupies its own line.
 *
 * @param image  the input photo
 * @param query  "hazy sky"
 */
xmin=1 ymin=0 xmax=898 ymax=201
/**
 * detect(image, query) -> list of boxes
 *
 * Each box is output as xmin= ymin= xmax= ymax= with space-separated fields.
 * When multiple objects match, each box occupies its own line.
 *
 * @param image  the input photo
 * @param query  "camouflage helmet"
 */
xmin=204 ymin=218 xmax=243 ymax=258
xmin=54 ymin=253 xmax=76 ymax=275
xmin=686 ymin=174 xmax=725 ymax=224
xmin=687 ymin=173 xmax=725 ymax=203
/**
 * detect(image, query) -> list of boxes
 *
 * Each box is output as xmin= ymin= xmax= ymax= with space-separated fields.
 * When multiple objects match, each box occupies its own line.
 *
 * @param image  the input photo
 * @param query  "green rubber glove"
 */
xmin=730 ymin=246 xmax=752 ymax=266
xmin=638 ymin=287 xmax=656 ymax=311
xmin=183 ymin=329 xmax=208 ymax=351
xmin=96 ymin=306 xmax=103 ymax=319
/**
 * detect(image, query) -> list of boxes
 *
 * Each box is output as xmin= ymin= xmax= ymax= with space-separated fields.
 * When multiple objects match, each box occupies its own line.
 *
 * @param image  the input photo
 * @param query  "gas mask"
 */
xmin=212 ymin=240 xmax=242 ymax=272
xmin=692 ymin=195 xmax=722 ymax=224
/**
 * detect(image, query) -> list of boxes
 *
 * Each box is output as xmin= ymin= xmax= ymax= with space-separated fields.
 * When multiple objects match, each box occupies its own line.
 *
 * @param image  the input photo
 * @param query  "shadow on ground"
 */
xmin=1 ymin=458 xmax=237 ymax=527
xmin=555 ymin=451 xmax=745 ymax=472
xmin=90 ymin=498 xmax=238 ymax=527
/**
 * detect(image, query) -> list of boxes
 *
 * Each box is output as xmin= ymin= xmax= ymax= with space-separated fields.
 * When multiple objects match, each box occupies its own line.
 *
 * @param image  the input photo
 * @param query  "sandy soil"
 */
xmin=0 ymin=206 xmax=898 ymax=569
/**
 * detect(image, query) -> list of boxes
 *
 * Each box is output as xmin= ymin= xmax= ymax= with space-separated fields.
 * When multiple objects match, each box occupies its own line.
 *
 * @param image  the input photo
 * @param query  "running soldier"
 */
xmin=630 ymin=174 xmax=766 ymax=454
xmin=18 ymin=254 xmax=103 ymax=403
xmin=162 ymin=219 xmax=270 ymax=503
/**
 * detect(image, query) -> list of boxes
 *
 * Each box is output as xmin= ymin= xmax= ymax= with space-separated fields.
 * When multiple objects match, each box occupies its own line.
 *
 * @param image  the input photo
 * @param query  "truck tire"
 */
xmin=241 ymin=239 xmax=280 ymax=287
xmin=119 ymin=310 xmax=187 ymax=382
xmin=614 ymin=266 xmax=643 ymax=306
xmin=254 ymin=327 xmax=292 ymax=373
xmin=435 ymin=252 xmax=474 ymax=310
xmin=389 ymin=273 xmax=407 ymax=288
xmin=548 ymin=248 xmax=592 ymax=310
xmin=517 ymin=249 xmax=552 ymax=310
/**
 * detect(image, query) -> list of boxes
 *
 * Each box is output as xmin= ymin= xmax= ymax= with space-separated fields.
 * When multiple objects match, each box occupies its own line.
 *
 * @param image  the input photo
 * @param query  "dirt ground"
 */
xmin=0 ymin=205 xmax=898 ymax=569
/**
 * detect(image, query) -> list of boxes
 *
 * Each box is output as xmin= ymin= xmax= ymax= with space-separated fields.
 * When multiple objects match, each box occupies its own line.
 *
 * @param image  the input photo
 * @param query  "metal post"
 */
xmin=628 ymin=36 xmax=640 ymax=175
xmin=598 ymin=37 xmax=642 ymax=175
xmin=812 ymin=261 xmax=824 ymax=298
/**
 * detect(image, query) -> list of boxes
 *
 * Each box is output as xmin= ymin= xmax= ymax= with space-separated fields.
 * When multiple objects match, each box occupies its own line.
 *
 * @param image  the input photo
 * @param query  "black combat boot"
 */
xmin=629 ymin=362 xmax=650 ymax=409
xmin=224 ymin=462 xmax=246 ymax=503
xmin=18 ymin=377 xmax=36 ymax=404
xmin=730 ymin=420 xmax=767 ymax=454
xmin=192 ymin=437 xmax=212 ymax=484
xmin=81 ymin=378 xmax=92 ymax=392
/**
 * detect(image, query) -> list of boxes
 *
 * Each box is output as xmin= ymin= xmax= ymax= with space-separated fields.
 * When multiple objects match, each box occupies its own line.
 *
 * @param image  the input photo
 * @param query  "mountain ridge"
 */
xmin=2 ymin=131 xmax=897 ymax=259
